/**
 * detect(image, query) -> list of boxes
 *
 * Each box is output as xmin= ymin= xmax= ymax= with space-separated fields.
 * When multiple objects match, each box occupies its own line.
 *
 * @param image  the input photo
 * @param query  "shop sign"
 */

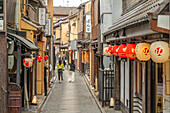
xmin=38 ymin=8 xmax=46 ymax=25
xmin=45 ymin=18 xmax=51 ymax=36
xmin=157 ymin=83 xmax=163 ymax=97
xmin=86 ymin=15 xmax=91 ymax=33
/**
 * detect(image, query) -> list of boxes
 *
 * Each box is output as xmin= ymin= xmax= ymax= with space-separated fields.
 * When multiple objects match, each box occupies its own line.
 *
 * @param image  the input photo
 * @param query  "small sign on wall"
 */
xmin=86 ymin=15 xmax=91 ymax=33
xmin=0 ymin=16 xmax=3 ymax=30
xmin=38 ymin=8 xmax=46 ymax=25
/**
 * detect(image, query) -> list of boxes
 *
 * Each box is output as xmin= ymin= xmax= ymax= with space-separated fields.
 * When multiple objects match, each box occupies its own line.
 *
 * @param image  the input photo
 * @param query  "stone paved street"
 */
xmin=41 ymin=69 xmax=101 ymax=113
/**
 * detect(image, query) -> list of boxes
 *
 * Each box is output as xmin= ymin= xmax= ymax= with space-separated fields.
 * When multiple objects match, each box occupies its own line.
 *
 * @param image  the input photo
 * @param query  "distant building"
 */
xmin=53 ymin=7 xmax=77 ymax=22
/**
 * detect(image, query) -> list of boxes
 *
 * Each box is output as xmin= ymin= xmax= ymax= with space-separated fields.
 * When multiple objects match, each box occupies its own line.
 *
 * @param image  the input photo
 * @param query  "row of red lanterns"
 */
xmin=104 ymin=41 xmax=169 ymax=63
xmin=23 ymin=55 xmax=49 ymax=68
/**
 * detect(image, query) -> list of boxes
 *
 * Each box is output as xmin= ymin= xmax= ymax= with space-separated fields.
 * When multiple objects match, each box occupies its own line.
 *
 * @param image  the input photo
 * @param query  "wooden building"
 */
xmin=103 ymin=0 xmax=170 ymax=113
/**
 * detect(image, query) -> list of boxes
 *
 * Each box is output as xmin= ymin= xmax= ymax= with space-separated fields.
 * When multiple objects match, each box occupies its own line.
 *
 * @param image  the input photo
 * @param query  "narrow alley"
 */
xmin=41 ymin=69 xmax=101 ymax=113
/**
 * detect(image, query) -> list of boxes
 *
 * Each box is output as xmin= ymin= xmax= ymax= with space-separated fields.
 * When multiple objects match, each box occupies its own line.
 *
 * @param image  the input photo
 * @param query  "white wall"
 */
xmin=100 ymin=0 xmax=112 ymax=43
xmin=112 ymin=0 xmax=122 ymax=24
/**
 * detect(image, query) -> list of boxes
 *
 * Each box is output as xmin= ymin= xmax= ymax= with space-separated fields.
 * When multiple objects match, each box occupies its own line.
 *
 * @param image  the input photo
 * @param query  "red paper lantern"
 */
xmin=108 ymin=46 xmax=113 ymax=53
xmin=126 ymin=43 xmax=137 ymax=59
xmin=44 ymin=55 xmax=48 ymax=61
xmin=118 ymin=44 xmax=127 ymax=58
xmin=37 ymin=55 xmax=42 ymax=62
xmin=112 ymin=45 xmax=120 ymax=56
xmin=23 ymin=58 xmax=33 ymax=68
xmin=70 ymin=50 xmax=73 ymax=54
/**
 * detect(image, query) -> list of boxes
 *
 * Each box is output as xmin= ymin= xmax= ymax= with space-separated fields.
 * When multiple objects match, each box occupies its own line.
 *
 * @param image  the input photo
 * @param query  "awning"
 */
xmin=103 ymin=0 xmax=167 ymax=36
xmin=7 ymin=33 xmax=38 ymax=51
xmin=60 ymin=44 xmax=68 ymax=49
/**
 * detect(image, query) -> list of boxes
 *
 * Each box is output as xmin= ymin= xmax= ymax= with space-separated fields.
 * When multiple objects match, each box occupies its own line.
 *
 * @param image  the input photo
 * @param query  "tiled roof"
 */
xmin=53 ymin=7 xmax=76 ymax=16
xmin=104 ymin=0 xmax=167 ymax=36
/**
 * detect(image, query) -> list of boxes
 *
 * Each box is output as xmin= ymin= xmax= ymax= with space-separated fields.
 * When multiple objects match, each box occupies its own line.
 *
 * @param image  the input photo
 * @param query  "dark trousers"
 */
xmin=62 ymin=60 xmax=65 ymax=66
xmin=58 ymin=69 xmax=63 ymax=81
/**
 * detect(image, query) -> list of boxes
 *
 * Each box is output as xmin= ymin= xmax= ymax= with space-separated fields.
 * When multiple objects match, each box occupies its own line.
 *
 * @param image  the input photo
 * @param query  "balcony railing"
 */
xmin=21 ymin=4 xmax=36 ymax=22
xmin=27 ymin=5 xmax=36 ymax=22
xmin=92 ymin=24 xmax=99 ymax=40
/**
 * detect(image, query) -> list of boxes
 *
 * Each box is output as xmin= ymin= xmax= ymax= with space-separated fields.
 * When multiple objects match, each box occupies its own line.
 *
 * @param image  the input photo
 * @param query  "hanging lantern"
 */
xmin=150 ymin=41 xmax=169 ymax=63
xmin=135 ymin=43 xmax=150 ymax=61
xmin=108 ymin=46 xmax=113 ymax=53
xmin=118 ymin=44 xmax=127 ymax=58
xmin=37 ymin=55 xmax=42 ymax=62
xmin=103 ymin=47 xmax=111 ymax=57
xmin=70 ymin=50 xmax=73 ymax=54
xmin=23 ymin=58 xmax=33 ymax=68
xmin=126 ymin=43 xmax=137 ymax=59
xmin=44 ymin=55 xmax=48 ymax=61
xmin=112 ymin=45 xmax=120 ymax=56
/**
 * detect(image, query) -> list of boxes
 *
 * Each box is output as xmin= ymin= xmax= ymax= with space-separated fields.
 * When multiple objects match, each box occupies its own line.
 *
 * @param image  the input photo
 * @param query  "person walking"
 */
xmin=68 ymin=60 xmax=76 ymax=83
xmin=57 ymin=60 xmax=64 ymax=83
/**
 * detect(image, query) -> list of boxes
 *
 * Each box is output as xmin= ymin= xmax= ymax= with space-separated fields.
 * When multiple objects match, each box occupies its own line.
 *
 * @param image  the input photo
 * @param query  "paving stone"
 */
xmin=41 ymin=70 xmax=101 ymax=113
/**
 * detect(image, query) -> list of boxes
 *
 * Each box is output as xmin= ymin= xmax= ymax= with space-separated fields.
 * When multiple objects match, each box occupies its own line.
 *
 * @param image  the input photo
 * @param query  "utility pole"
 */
xmin=0 ymin=0 xmax=7 ymax=113
xmin=47 ymin=0 xmax=54 ymax=84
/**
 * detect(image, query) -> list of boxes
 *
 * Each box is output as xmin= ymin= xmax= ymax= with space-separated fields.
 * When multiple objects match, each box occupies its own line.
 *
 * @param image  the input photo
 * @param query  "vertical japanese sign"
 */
xmin=86 ymin=15 xmax=91 ymax=33
xmin=45 ymin=18 xmax=51 ymax=36
xmin=38 ymin=8 xmax=46 ymax=25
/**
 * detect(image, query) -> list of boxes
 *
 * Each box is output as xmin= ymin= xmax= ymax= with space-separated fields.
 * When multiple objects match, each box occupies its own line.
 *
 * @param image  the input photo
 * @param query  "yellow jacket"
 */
xmin=57 ymin=63 xmax=64 ymax=72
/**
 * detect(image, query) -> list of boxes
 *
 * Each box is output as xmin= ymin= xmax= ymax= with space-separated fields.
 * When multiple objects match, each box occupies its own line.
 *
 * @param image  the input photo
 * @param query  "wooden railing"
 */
xmin=92 ymin=24 xmax=99 ymax=40
xmin=27 ymin=5 xmax=36 ymax=22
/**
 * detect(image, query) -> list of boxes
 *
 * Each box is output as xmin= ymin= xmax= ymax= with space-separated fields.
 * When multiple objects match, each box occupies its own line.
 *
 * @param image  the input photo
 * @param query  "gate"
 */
xmin=99 ymin=69 xmax=114 ymax=107
xmin=8 ymin=83 xmax=22 ymax=113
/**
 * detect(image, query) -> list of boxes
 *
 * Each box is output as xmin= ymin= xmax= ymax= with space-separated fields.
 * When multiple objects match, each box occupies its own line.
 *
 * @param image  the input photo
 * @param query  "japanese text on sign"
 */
xmin=86 ymin=15 xmax=91 ymax=33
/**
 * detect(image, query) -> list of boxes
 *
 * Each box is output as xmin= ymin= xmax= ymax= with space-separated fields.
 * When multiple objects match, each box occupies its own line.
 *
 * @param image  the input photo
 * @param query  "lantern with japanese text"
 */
xmin=118 ymin=44 xmax=127 ymax=58
xmin=150 ymin=41 xmax=169 ymax=63
xmin=135 ymin=43 xmax=150 ymax=61
xmin=44 ymin=55 xmax=48 ymax=61
xmin=37 ymin=55 xmax=42 ymax=62
xmin=23 ymin=58 xmax=33 ymax=68
xmin=112 ymin=45 xmax=120 ymax=56
xmin=126 ymin=43 xmax=137 ymax=59
xmin=70 ymin=50 xmax=73 ymax=54
xmin=103 ymin=47 xmax=111 ymax=57
xmin=108 ymin=46 xmax=113 ymax=53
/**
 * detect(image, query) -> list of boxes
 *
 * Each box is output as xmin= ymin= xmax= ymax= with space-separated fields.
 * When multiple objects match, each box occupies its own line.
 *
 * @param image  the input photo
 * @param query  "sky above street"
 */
xmin=53 ymin=0 xmax=89 ymax=7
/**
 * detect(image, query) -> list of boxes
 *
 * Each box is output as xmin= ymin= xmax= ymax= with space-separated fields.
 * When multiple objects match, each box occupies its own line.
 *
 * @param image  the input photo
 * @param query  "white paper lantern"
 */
xmin=150 ymin=41 xmax=169 ymax=63
xmin=135 ymin=43 xmax=151 ymax=61
xmin=104 ymin=47 xmax=111 ymax=57
xmin=23 ymin=58 xmax=33 ymax=68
